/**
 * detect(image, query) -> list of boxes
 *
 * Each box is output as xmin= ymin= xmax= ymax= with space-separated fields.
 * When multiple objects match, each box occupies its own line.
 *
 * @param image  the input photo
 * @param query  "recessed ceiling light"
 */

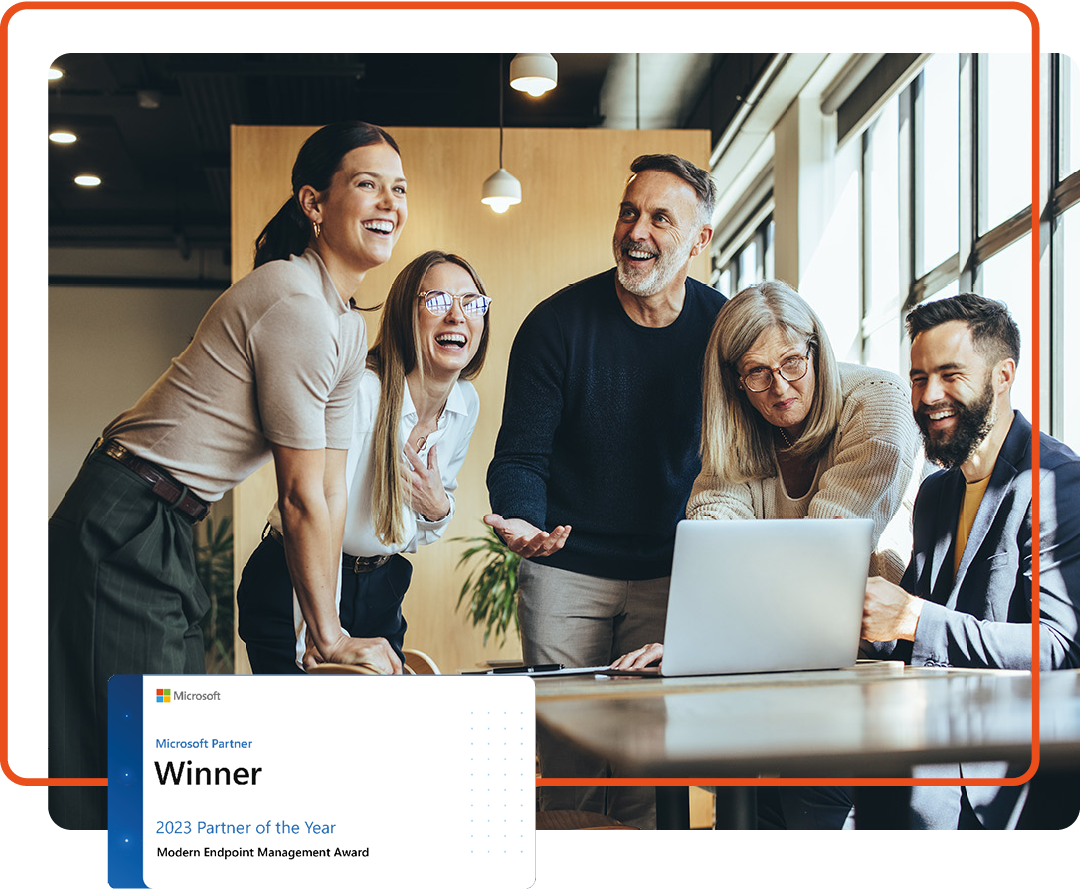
xmin=74 ymin=174 xmax=101 ymax=187
xmin=48 ymin=66 xmax=64 ymax=81
xmin=50 ymin=131 xmax=77 ymax=144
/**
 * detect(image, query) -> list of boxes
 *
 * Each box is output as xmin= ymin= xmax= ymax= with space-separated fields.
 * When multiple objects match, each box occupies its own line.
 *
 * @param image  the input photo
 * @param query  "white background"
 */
xmin=136 ymin=676 xmax=533 ymax=888
xmin=6 ymin=2 xmax=1078 ymax=887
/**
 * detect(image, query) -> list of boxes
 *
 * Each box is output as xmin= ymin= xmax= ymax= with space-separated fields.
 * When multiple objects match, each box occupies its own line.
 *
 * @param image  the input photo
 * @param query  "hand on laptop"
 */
xmin=484 ymin=514 xmax=571 ymax=558
xmin=861 ymin=576 xmax=923 ymax=642
xmin=610 ymin=642 xmax=664 ymax=671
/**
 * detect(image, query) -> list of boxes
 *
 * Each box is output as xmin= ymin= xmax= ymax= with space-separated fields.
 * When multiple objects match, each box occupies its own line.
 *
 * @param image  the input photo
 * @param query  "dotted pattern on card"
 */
xmin=468 ymin=709 xmax=533 ymax=855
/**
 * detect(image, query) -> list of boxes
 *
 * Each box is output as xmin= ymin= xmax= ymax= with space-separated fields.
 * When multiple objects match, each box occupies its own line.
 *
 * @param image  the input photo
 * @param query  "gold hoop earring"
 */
xmin=313 ymin=222 xmax=321 ymax=239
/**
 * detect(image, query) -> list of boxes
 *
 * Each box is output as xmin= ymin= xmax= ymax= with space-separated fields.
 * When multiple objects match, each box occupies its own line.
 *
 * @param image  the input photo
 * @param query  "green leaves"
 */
xmin=193 ymin=515 xmax=234 ymax=673
xmin=452 ymin=525 xmax=521 ymax=648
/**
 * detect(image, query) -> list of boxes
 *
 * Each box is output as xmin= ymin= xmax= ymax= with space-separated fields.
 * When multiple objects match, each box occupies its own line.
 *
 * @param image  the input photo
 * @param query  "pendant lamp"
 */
xmin=509 ymin=53 xmax=558 ymax=97
xmin=482 ymin=55 xmax=522 ymax=213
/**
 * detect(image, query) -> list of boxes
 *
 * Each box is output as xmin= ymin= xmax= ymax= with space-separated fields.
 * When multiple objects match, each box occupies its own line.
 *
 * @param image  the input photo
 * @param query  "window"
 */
xmin=916 ymin=53 xmax=959 ymax=277
xmin=856 ymin=53 xmax=1071 ymax=444
xmin=979 ymin=55 xmax=1032 ymax=235
xmin=978 ymin=232 xmax=1032 ymax=419
xmin=713 ymin=211 xmax=774 ymax=298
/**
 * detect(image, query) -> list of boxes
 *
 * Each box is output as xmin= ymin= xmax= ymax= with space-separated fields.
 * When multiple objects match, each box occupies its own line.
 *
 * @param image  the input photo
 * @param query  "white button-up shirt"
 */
xmin=265 ymin=368 xmax=480 ymax=664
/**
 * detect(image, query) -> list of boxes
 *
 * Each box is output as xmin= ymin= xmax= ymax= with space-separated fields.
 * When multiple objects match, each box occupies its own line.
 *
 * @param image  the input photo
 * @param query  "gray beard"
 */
xmin=613 ymin=236 xmax=693 ymax=297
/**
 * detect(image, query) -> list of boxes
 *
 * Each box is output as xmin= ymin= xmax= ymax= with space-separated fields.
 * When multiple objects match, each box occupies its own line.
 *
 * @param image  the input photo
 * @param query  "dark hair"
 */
xmin=905 ymin=293 xmax=1021 ymax=365
xmin=252 ymin=121 xmax=400 ymax=269
xmin=629 ymin=153 xmax=716 ymax=225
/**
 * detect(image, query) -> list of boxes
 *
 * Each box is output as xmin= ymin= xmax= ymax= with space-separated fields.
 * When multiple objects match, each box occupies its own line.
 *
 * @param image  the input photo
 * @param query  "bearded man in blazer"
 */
xmin=862 ymin=292 xmax=1080 ymax=829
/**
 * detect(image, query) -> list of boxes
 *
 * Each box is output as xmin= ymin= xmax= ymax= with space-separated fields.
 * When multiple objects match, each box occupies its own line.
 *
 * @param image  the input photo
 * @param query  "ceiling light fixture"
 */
xmin=74 ymin=174 xmax=102 ymax=187
xmin=482 ymin=55 xmax=521 ymax=214
xmin=50 ymin=131 xmax=77 ymax=144
xmin=509 ymin=53 xmax=558 ymax=98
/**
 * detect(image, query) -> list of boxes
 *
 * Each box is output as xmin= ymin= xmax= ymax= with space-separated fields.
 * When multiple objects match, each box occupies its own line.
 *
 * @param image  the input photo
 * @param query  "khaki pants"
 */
xmin=518 ymin=559 xmax=669 ymax=829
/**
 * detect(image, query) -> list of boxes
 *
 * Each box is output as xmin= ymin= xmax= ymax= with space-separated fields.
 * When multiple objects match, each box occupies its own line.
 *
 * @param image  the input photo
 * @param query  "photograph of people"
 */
xmin=237 ymin=250 xmax=489 ymax=675
xmin=47 ymin=121 xmax=407 ymax=829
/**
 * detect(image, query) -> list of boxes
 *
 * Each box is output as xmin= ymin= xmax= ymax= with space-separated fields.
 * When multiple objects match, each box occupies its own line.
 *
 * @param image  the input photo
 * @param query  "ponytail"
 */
xmin=253 ymin=197 xmax=313 ymax=268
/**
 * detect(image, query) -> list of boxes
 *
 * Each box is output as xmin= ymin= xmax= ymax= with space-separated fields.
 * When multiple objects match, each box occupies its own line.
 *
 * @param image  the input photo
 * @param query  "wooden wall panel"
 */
xmin=231 ymin=125 xmax=710 ymax=674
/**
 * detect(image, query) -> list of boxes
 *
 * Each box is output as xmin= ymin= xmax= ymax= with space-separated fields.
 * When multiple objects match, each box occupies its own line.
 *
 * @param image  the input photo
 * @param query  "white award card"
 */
xmin=107 ymin=675 xmax=535 ymax=888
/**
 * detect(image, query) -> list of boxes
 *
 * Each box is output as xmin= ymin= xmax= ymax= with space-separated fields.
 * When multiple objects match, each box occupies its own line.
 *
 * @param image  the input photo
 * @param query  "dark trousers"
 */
xmin=237 ymin=535 xmax=411 ymax=674
xmin=49 ymin=450 xmax=208 ymax=829
xmin=757 ymin=786 xmax=855 ymax=829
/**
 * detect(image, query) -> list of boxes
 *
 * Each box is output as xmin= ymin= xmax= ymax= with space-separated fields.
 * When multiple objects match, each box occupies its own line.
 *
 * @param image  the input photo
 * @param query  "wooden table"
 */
xmin=534 ymin=662 xmax=1080 ymax=827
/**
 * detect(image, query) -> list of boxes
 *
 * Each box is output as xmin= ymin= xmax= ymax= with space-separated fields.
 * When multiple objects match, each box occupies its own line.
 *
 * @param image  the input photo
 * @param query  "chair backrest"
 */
xmin=402 ymin=648 xmax=440 ymax=675
xmin=535 ymin=810 xmax=636 ymax=830
xmin=305 ymin=663 xmax=381 ymax=676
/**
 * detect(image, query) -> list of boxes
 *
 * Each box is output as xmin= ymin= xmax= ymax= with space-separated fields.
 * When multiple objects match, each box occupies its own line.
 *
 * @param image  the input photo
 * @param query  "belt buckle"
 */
xmin=102 ymin=440 xmax=126 ymax=461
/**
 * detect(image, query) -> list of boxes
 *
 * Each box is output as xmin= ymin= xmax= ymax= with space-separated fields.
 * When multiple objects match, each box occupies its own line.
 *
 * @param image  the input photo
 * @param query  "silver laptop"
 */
xmin=651 ymin=518 xmax=873 ymax=677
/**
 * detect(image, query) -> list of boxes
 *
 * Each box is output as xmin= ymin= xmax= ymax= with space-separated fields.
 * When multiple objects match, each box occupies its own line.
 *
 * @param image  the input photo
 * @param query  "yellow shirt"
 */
xmin=954 ymin=474 xmax=992 ymax=577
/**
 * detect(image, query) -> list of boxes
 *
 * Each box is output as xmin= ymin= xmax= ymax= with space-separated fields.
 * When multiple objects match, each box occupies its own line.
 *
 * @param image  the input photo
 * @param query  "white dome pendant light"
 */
xmin=481 ymin=55 xmax=522 ymax=214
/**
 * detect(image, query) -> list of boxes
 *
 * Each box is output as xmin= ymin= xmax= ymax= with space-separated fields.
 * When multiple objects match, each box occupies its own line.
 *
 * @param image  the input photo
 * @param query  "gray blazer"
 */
xmin=877 ymin=411 xmax=1080 ymax=827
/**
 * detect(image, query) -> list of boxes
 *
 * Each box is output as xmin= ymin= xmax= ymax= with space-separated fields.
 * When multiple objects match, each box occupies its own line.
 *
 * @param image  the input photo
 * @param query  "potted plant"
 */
xmin=452 ymin=524 xmax=520 ymax=648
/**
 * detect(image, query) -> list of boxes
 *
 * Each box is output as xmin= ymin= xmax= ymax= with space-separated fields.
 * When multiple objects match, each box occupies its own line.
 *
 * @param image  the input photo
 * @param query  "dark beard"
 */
xmin=915 ymin=376 xmax=995 ymax=469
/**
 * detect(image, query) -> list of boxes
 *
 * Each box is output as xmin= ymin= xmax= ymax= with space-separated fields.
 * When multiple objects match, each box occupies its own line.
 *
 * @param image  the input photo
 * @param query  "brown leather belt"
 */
xmin=97 ymin=438 xmax=211 ymax=523
xmin=265 ymin=525 xmax=393 ymax=573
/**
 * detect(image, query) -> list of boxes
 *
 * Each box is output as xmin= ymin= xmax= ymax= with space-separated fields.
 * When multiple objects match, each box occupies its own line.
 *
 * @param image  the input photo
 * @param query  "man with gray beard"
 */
xmin=485 ymin=154 xmax=725 ymax=828
xmin=862 ymin=292 xmax=1080 ymax=829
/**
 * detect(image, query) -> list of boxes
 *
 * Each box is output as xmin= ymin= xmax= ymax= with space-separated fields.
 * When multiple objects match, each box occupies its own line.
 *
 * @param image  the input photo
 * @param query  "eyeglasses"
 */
xmin=739 ymin=354 xmax=810 ymax=392
xmin=419 ymin=290 xmax=492 ymax=318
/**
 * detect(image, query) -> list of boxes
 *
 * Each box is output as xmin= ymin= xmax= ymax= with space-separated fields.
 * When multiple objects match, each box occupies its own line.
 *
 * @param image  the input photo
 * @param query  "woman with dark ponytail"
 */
xmin=48 ymin=121 xmax=407 ymax=829
xmin=238 ymin=250 xmax=491 ymax=673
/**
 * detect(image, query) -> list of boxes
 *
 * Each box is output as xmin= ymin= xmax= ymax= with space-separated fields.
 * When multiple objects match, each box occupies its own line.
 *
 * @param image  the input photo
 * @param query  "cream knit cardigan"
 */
xmin=686 ymin=362 xmax=924 ymax=584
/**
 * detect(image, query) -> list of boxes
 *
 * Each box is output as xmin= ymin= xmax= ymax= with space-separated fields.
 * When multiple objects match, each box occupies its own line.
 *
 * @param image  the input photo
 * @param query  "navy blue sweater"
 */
xmin=486 ymin=269 xmax=727 ymax=579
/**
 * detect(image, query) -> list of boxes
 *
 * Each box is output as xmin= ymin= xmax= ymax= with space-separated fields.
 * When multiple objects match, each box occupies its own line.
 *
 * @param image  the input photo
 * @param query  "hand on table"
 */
xmin=404 ymin=442 xmax=450 ymax=521
xmin=862 ymin=576 xmax=923 ymax=643
xmin=484 ymin=514 xmax=571 ymax=558
xmin=609 ymin=642 xmax=664 ymax=671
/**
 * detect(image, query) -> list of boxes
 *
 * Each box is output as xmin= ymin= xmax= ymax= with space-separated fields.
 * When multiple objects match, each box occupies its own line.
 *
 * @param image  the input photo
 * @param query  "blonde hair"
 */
xmin=367 ymin=251 xmax=489 ymax=545
xmin=700 ymin=280 xmax=842 ymax=483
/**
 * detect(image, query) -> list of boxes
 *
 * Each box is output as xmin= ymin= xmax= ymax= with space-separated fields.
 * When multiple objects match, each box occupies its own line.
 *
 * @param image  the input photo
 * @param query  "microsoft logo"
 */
xmin=156 ymin=688 xmax=171 ymax=703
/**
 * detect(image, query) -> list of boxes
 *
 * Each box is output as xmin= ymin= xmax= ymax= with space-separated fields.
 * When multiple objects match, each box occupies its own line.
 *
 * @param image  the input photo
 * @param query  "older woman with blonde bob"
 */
xmin=614 ymin=279 xmax=920 ymax=670
xmin=693 ymin=279 xmax=918 ymax=566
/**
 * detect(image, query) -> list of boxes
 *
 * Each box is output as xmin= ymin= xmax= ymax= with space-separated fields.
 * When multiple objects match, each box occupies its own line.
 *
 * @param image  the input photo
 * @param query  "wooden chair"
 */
xmin=402 ymin=648 xmax=440 ymax=675
xmin=535 ymin=810 xmax=636 ymax=830
xmin=305 ymin=649 xmax=441 ymax=676
xmin=304 ymin=663 xmax=380 ymax=676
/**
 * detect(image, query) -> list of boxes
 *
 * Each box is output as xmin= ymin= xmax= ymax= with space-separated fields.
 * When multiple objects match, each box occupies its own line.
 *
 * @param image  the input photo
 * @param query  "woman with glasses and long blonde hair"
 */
xmin=612 ymin=279 xmax=920 ymax=828
xmin=238 ymin=250 xmax=491 ymax=674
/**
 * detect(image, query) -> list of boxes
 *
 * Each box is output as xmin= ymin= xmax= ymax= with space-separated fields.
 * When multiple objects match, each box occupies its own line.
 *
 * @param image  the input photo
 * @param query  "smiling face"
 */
xmin=416 ymin=262 xmax=485 ymax=379
xmin=611 ymin=169 xmax=708 ymax=299
xmin=736 ymin=326 xmax=816 ymax=436
xmin=909 ymin=320 xmax=998 ymax=468
xmin=307 ymin=140 xmax=407 ymax=285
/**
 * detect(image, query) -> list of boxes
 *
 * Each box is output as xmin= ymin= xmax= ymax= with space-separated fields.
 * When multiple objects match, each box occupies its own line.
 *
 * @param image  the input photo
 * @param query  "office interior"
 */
xmin=48 ymin=53 xmax=1077 ymax=694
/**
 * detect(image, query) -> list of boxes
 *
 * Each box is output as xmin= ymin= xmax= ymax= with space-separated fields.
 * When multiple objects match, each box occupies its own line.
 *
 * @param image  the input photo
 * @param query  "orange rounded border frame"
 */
xmin=0 ymin=1 xmax=1042 ymax=797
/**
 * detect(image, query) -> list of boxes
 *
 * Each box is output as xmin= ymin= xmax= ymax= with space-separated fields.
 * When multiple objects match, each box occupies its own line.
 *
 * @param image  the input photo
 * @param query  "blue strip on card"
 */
xmin=108 ymin=674 xmax=149 ymax=888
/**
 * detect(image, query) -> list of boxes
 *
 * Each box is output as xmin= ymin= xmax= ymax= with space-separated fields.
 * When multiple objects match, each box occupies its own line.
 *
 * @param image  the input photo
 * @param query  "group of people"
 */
xmin=49 ymin=121 xmax=1080 ymax=833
